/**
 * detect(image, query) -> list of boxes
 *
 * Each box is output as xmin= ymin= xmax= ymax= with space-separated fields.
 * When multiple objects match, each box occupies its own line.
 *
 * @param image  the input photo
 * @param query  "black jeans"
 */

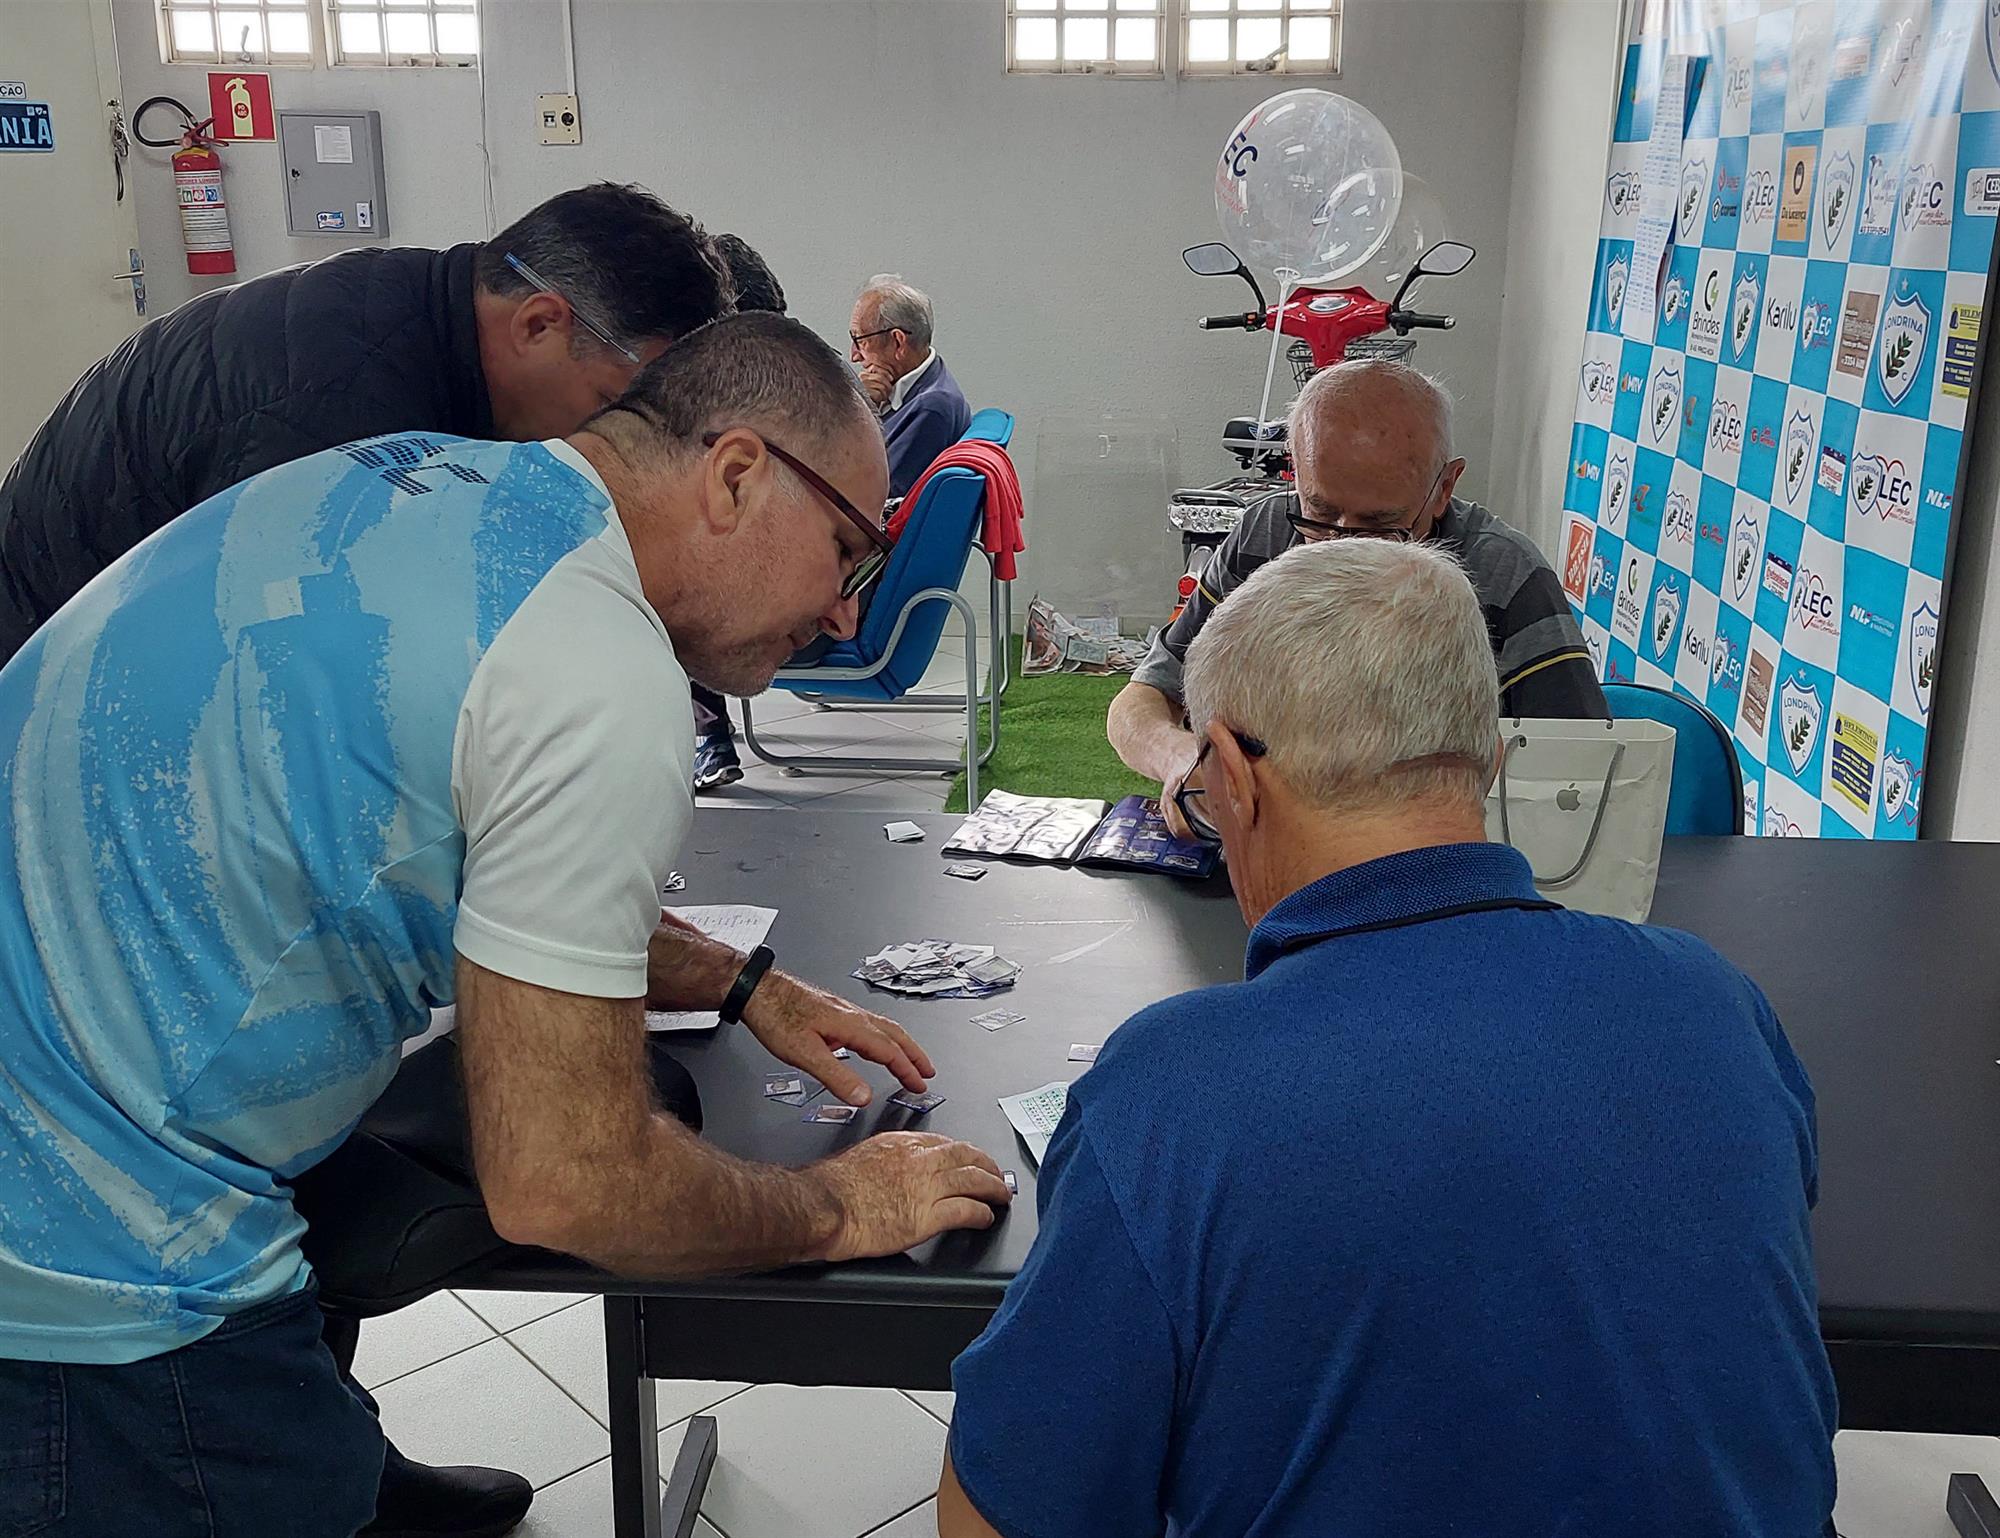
xmin=0 ymin=1286 xmax=383 ymax=1538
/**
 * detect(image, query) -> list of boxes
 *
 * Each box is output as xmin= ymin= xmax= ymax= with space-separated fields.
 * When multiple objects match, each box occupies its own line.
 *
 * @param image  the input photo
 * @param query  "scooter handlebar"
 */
xmin=1393 ymin=311 xmax=1455 ymax=332
xmin=1198 ymin=312 xmax=1263 ymax=331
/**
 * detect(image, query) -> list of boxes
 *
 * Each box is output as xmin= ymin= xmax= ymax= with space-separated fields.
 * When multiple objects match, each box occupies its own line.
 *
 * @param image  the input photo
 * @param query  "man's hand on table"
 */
xmin=812 ymin=1132 xmax=1013 ymax=1261
xmin=742 ymin=971 xmax=933 ymax=1107
xmin=648 ymin=910 xmax=933 ymax=1105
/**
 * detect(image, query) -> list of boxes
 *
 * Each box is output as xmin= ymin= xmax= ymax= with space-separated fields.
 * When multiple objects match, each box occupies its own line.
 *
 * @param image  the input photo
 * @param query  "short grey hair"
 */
xmin=1182 ymin=540 xmax=1498 ymax=811
xmin=1289 ymin=358 xmax=1455 ymax=465
xmin=860 ymin=274 xmax=935 ymax=350
xmin=592 ymin=311 xmax=874 ymax=464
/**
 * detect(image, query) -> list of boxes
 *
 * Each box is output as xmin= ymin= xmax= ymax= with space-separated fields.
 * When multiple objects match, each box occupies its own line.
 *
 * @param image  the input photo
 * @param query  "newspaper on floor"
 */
xmin=1021 ymin=596 xmax=1157 ymax=677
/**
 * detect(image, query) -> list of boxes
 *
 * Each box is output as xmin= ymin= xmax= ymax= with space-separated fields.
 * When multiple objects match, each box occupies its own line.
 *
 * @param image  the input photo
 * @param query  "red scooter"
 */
xmin=1167 ymin=238 xmax=1476 ymax=608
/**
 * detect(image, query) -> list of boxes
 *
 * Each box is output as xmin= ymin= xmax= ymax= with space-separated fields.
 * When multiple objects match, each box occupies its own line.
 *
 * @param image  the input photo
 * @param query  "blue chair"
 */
xmin=1602 ymin=682 xmax=1744 ymax=835
xmin=963 ymin=408 xmax=1015 ymax=445
xmin=739 ymin=460 xmax=1002 ymax=805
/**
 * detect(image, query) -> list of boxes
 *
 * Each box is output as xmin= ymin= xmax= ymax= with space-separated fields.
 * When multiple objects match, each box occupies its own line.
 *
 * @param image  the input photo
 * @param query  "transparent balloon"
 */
xmin=1213 ymin=89 xmax=1402 ymax=286
xmin=1347 ymin=173 xmax=1452 ymax=301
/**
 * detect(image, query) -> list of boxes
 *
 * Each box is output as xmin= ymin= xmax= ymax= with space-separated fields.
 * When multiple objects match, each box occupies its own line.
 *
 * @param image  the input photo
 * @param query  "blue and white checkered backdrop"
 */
xmin=1562 ymin=0 xmax=2000 ymax=838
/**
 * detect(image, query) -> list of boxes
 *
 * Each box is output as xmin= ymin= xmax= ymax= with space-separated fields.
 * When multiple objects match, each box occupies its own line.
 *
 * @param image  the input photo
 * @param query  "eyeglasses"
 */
xmin=504 ymin=252 xmax=642 ymax=365
xmin=1286 ymin=460 xmax=1455 ymax=543
xmin=1173 ymin=730 xmax=1269 ymax=845
xmin=849 ymin=327 xmax=902 ymax=349
xmin=1174 ymin=733 xmax=1490 ymax=844
xmin=701 ymin=430 xmax=893 ymax=600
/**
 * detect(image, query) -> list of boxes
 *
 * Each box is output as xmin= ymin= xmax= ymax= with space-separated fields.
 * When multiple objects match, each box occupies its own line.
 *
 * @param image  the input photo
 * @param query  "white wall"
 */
xmin=110 ymin=0 xmax=1527 ymax=623
xmin=1486 ymin=0 xmax=1624 ymax=556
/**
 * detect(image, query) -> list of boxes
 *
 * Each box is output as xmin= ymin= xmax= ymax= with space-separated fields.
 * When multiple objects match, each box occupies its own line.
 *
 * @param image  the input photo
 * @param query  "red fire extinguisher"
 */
xmin=133 ymin=96 xmax=236 ymax=276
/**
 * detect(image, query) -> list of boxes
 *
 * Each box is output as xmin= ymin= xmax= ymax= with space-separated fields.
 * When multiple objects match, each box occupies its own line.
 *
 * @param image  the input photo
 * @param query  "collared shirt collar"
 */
xmin=1245 ymin=842 xmax=1540 ymax=979
xmin=890 ymin=350 xmax=940 ymax=413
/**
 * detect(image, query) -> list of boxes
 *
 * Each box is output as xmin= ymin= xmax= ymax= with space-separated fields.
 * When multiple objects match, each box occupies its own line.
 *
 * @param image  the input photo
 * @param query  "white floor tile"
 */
xmin=790 ymin=777 xmax=952 ymax=813
xmin=865 ymin=1500 xmax=939 ymax=1537
xmin=735 ymin=689 xmax=818 ymax=727
xmin=757 ymin=765 xmax=931 ymax=804
xmin=511 ymin=1298 xmax=747 ymax=1431
xmin=373 ymin=1336 xmax=608 ymax=1490
xmin=692 ymin=1384 xmax=947 ymax=1538
xmin=691 ymin=784 xmax=797 ymax=812
xmin=350 ymin=1290 xmax=494 ymax=1390
xmin=1834 ymin=1430 xmax=2000 ymax=1538
xmin=454 ymin=1288 xmax=592 ymax=1334
xmin=512 ymin=1457 xmax=730 ymax=1538
xmin=901 ymin=1390 xmax=954 ymax=1426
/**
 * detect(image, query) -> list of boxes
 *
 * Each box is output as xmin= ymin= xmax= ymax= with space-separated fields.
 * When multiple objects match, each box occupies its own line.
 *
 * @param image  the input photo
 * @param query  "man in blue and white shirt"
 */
xmin=0 ymin=313 xmax=1011 ymax=1536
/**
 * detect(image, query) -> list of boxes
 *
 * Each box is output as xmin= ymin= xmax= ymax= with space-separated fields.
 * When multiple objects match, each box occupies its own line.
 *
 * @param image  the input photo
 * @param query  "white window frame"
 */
xmin=1180 ymin=0 xmax=1343 ymax=77
xmin=322 ymin=0 xmax=480 ymax=68
xmin=156 ymin=0 xmax=319 ymax=67
xmin=1006 ymin=0 xmax=1168 ymax=78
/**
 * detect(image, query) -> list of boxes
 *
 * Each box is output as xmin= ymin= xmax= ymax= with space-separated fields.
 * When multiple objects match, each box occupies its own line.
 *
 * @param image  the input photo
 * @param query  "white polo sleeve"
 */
xmin=450 ymin=520 xmax=694 ymax=998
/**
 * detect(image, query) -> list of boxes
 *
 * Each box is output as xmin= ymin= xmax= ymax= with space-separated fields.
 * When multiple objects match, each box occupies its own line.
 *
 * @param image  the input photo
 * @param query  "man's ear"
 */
xmin=1438 ymin=456 xmax=1469 ymax=502
xmin=506 ymin=291 xmax=573 ymax=356
xmin=699 ymin=428 xmax=764 ymax=537
xmin=1209 ymin=721 xmax=1263 ymax=835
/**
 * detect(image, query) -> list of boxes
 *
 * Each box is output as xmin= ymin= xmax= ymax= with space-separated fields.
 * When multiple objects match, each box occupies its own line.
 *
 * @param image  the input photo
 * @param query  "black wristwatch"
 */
xmin=719 ymin=945 xmax=775 ymax=1025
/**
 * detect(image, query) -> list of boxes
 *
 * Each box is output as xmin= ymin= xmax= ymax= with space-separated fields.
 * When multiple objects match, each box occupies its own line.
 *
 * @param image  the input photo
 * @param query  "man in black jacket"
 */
xmin=0 ymin=181 xmax=731 ymax=1538
xmin=0 ymin=181 xmax=731 ymax=665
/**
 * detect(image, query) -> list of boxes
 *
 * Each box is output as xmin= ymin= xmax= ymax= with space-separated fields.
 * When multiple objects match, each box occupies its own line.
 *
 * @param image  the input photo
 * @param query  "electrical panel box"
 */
xmin=277 ymin=109 xmax=388 ymax=238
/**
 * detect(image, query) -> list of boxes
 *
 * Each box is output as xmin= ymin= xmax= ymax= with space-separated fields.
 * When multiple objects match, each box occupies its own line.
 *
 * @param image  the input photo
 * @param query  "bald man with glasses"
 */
xmin=1109 ymin=359 xmax=1606 ymax=838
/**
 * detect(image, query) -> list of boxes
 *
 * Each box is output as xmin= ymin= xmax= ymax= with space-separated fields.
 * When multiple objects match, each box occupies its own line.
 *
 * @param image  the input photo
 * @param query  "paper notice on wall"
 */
xmin=1622 ymin=53 xmax=1694 ymax=345
xmin=314 ymin=123 xmax=353 ymax=164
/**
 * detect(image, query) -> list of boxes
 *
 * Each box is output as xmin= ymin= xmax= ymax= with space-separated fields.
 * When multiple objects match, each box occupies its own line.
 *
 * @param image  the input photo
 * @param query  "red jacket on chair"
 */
xmin=886 ymin=440 xmax=1025 ymax=580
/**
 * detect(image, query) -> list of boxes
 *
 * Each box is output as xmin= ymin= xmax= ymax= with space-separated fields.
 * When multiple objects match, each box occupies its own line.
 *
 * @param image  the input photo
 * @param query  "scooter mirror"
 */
xmin=1184 ymin=242 xmax=1246 ymax=277
xmin=1415 ymin=240 xmax=1476 ymax=278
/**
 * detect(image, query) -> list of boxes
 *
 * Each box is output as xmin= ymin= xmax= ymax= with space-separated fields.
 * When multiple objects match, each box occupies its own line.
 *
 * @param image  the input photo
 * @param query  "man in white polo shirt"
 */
xmin=0 ymin=312 xmax=1009 ymax=1537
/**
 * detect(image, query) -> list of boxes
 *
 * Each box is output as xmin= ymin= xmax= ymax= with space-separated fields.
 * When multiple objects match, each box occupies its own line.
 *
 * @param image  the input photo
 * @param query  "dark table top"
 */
xmin=558 ymin=811 xmax=2000 ymax=1343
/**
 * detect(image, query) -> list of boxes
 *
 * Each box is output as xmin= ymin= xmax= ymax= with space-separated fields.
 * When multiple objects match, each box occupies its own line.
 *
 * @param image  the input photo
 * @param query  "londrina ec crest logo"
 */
xmin=1877 ymin=284 xmax=1931 ymax=406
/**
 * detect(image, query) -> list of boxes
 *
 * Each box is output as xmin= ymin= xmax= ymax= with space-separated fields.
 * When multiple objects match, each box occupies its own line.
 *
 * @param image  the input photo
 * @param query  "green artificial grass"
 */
xmin=943 ymin=640 xmax=1161 ymax=813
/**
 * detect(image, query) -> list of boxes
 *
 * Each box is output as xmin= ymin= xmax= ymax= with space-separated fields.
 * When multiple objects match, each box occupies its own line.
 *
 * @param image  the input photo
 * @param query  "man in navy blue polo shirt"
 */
xmin=938 ymin=540 xmax=1836 ymax=1538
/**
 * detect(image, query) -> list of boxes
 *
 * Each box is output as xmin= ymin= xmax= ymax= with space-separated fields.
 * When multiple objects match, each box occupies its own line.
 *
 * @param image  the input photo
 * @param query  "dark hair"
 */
xmin=715 ymin=234 xmax=786 ymax=314
xmin=476 ymin=183 xmax=731 ymax=351
xmin=595 ymin=311 xmax=871 ymax=458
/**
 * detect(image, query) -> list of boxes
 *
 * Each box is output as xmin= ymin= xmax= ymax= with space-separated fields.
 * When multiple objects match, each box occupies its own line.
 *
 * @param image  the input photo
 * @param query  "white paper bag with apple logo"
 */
xmin=1482 ymin=718 xmax=1677 ymax=922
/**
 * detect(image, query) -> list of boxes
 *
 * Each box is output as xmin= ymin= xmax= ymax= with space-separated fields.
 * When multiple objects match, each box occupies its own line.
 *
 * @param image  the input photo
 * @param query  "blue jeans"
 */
xmin=0 ymin=1285 xmax=384 ymax=1538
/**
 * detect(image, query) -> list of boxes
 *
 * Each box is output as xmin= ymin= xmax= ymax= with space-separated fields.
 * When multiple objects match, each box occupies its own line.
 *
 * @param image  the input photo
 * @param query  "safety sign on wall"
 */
xmin=207 ymin=72 xmax=274 ymax=141
xmin=1562 ymin=1 xmax=2000 ymax=839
